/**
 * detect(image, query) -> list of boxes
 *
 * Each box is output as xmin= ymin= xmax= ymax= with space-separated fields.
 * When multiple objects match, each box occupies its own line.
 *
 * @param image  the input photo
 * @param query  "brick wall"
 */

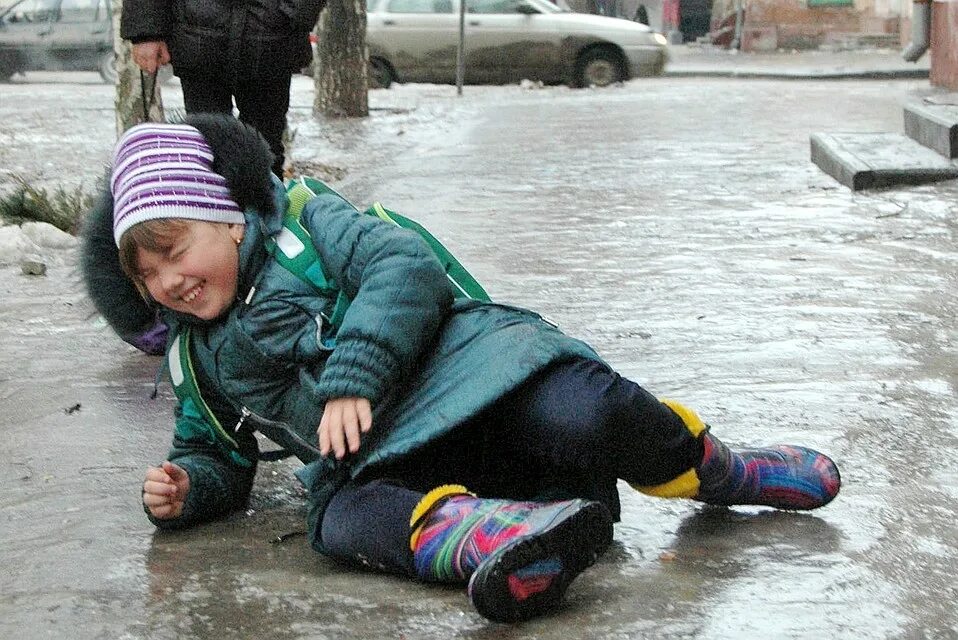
xmin=711 ymin=0 xmax=902 ymax=50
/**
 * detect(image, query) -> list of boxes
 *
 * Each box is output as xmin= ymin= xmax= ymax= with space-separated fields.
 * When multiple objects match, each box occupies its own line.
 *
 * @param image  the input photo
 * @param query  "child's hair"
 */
xmin=118 ymin=218 xmax=192 ymax=299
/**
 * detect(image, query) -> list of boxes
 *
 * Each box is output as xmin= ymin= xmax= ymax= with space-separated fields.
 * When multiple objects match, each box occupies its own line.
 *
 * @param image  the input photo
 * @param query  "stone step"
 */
xmin=810 ymin=132 xmax=958 ymax=190
xmin=903 ymin=101 xmax=958 ymax=158
xmin=820 ymin=32 xmax=900 ymax=51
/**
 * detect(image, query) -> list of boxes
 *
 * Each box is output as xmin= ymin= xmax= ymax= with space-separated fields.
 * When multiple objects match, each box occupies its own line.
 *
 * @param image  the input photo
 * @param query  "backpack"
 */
xmin=267 ymin=176 xmax=490 ymax=334
xmin=167 ymin=176 xmax=490 ymax=464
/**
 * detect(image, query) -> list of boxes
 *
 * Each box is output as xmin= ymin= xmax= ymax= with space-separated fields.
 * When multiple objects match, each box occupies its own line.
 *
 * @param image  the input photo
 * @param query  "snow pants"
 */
xmin=318 ymin=357 xmax=704 ymax=576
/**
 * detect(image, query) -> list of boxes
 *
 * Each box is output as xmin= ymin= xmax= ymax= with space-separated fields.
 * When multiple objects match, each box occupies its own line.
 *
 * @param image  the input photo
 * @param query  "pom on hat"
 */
xmin=110 ymin=123 xmax=245 ymax=245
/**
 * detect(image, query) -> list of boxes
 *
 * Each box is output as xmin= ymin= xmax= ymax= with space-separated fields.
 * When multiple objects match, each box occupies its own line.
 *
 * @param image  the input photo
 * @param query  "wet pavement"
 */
xmin=1 ymin=72 xmax=957 ymax=639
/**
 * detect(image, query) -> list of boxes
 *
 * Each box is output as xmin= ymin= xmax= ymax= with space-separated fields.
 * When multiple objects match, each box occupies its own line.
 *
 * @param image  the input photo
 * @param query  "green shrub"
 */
xmin=0 ymin=176 xmax=93 ymax=235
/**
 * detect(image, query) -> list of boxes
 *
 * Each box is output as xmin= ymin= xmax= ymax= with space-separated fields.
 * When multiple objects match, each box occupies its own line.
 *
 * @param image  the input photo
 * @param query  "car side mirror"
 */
xmin=514 ymin=2 xmax=538 ymax=13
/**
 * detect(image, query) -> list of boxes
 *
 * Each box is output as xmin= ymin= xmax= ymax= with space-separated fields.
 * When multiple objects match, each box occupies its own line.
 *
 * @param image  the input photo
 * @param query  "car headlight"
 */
xmin=654 ymin=33 xmax=668 ymax=46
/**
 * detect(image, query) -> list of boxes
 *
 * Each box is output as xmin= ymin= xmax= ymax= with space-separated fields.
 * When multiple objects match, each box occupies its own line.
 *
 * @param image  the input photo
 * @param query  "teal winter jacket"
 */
xmin=81 ymin=122 xmax=600 ymax=545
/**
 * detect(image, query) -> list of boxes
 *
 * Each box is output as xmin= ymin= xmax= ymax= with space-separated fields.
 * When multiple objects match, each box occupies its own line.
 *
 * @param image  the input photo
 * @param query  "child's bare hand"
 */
xmin=142 ymin=461 xmax=190 ymax=519
xmin=318 ymin=397 xmax=372 ymax=459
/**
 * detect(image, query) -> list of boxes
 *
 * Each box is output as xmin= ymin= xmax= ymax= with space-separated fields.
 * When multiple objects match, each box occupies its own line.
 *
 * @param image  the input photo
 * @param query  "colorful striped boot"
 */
xmin=409 ymin=485 xmax=613 ymax=623
xmin=636 ymin=400 xmax=841 ymax=510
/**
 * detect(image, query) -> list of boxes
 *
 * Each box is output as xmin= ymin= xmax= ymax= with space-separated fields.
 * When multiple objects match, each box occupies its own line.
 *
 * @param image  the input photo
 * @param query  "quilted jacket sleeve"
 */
xmin=297 ymin=193 xmax=454 ymax=409
xmin=279 ymin=0 xmax=327 ymax=31
xmin=120 ymin=0 xmax=172 ymax=43
xmin=146 ymin=404 xmax=257 ymax=530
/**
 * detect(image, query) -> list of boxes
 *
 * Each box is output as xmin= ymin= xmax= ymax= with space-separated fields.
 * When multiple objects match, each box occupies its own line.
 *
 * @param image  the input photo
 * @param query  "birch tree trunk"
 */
xmin=112 ymin=0 xmax=164 ymax=135
xmin=314 ymin=0 xmax=369 ymax=118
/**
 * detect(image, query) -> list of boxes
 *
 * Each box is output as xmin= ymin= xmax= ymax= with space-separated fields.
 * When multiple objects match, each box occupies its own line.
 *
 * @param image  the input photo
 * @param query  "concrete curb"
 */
xmin=664 ymin=68 xmax=930 ymax=80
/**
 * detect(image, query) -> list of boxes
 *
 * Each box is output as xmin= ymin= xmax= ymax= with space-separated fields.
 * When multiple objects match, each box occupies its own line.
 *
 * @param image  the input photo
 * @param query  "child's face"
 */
xmin=135 ymin=221 xmax=245 ymax=321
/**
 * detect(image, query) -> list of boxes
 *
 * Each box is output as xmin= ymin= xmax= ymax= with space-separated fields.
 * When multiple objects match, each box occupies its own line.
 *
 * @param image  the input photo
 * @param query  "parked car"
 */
xmin=365 ymin=0 xmax=668 ymax=87
xmin=0 ymin=0 xmax=171 ymax=83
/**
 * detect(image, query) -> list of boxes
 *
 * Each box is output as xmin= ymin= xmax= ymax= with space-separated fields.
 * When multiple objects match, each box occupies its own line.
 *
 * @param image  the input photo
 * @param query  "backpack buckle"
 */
xmin=235 ymin=406 xmax=252 ymax=433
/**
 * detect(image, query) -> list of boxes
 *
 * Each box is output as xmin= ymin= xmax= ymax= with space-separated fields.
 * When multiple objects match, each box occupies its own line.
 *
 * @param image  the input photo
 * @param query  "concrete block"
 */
xmin=903 ymin=102 xmax=958 ymax=158
xmin=810 ymin=132 xmax=958 ymax=190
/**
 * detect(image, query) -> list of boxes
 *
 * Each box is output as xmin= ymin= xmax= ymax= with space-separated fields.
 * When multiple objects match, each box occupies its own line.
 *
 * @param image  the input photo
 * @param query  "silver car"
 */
xmin=0 ymin=0 xmax=171 ymax=83
xmin=367 ymin=0 xmax=668 ymax=88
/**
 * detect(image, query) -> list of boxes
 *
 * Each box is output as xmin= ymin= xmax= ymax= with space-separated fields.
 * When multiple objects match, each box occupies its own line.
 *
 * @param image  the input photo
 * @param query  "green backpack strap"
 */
xmin=367 ymin=202 xmax=491 ymax=302
xmin=266 ymin=177 xmax=351 ymax=329
xmin=168 ymin=329 xmax=253 ymax=467
xmin=268 ymin=175 xmax=490 ymax=334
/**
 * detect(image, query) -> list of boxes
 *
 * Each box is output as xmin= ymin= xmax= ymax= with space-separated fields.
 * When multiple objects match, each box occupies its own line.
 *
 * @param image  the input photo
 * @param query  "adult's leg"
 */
xmin=233 ymin=70 xmax=291 ymax=178
xmin=179 ymin=74 xmax=234 ymax=115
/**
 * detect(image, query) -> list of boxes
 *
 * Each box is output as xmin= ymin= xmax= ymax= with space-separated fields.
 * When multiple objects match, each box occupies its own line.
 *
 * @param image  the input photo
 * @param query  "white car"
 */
xmin=365 ymin=0 xmax=668 ymax=88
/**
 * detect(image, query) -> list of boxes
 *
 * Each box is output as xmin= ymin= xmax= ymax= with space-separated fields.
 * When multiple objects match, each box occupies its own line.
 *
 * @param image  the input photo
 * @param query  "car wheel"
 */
xmin=0 ymin=55 xmax=18 ymax=82
xmin=574 ymin=49 xmax=624 ymax=88
xmin=98 ymin=51 xmax=117 ymax=84
xmin=369 ymin=58 xmax=394 ymax=89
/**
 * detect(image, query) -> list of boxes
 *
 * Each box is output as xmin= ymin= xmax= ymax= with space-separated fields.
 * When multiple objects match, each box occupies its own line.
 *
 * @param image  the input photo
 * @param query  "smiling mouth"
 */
xmin=181 ymin=283 xmax=203 ymax=304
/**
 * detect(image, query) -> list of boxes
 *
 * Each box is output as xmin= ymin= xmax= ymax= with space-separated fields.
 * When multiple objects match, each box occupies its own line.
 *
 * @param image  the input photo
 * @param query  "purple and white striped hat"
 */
xmin=110 ymin=123 xmax=245 ymax=245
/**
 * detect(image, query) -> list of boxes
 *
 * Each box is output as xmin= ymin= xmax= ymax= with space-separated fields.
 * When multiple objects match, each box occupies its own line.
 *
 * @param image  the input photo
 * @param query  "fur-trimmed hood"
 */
xmin=80 ymin=114 xmax=278 ymax=353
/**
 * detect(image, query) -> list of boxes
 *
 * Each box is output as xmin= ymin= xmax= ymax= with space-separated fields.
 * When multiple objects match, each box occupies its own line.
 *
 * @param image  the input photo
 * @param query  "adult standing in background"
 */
xmin=120 ymin=0 xmax=326 ymax=177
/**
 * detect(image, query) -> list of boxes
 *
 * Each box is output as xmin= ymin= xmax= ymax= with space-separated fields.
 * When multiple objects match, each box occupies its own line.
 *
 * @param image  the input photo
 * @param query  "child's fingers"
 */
xmin=358 ymin=400 xmax=373 ymax=434
xmin=162 ymin=461 xmax=186 ymax=481
xmin=343 ymin=405 xmax=361 ymax=454
xmin=318 ymin=424 xmax=330 ymax=457
xmin=147 ymin=502 xmax=178 ymax=519
xmin=318 ymin=410 xmax=331 ymax=456
xmin=143 ymin=480 xmax=177 ymax=497
xmin=144 ymin=466 xmax=172 ymax=485
xmin=142 ymin=490 xmax=173 ymax=508
xmin=319 ymin=402 xmax=345 ymax=458
xmin=328 ymin=404 xmax=346 ymax=459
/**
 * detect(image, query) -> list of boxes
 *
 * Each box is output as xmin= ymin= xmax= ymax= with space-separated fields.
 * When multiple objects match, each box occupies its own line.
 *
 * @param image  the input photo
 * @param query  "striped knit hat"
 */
xmin=110 ymin=123 xmax=245 ymax=245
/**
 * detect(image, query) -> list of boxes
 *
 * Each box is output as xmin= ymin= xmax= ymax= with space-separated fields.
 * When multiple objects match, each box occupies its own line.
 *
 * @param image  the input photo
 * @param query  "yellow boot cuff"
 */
xmin=632 ymin=468 xmax=701 ymax=499
xmin=632 ymin=399 xmax=709 ymax=498
xmin=660 ymin=398 xmax=708 ymax=438
xmin=409 ymin=484 xmax=472 ymax=550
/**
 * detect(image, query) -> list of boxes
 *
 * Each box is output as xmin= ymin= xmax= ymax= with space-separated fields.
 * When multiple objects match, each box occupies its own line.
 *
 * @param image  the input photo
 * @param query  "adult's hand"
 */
xmin=131 ymin=41 xmax=171 ymax=74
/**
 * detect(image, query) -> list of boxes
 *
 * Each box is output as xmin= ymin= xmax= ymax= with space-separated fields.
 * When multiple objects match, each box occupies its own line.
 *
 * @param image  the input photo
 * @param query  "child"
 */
xmin=81 ymin=114 xmax=840 ymax=624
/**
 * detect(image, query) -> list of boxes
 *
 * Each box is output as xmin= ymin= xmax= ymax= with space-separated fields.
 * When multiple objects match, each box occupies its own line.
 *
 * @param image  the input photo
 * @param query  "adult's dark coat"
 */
xmin=119 ymin=0 xmax=325 ymax=75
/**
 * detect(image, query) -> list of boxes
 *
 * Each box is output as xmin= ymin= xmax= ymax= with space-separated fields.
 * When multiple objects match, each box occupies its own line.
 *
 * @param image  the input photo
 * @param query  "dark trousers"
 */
xmin=180 ymin=71 xmax=292 ymax=178
xmin=320 ymin=357 xmax=704 ymax=577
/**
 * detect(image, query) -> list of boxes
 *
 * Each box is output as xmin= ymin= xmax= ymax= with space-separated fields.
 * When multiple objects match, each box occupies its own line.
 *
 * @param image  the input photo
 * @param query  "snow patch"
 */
xmin=0 ymin=222 xmax=78 ymax=266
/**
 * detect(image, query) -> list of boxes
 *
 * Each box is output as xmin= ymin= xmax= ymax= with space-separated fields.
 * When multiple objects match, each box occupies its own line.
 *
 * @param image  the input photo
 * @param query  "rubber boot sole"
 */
xmin=466 ymin=500 xmax=614 ymax=623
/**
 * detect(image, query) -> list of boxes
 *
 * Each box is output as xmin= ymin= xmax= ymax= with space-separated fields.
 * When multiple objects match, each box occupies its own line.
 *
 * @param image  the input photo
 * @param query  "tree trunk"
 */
xmin=112 ymin=0 xmax=164 ymax=135
xmin=314 ymin=0 xmax=369 ymax=118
